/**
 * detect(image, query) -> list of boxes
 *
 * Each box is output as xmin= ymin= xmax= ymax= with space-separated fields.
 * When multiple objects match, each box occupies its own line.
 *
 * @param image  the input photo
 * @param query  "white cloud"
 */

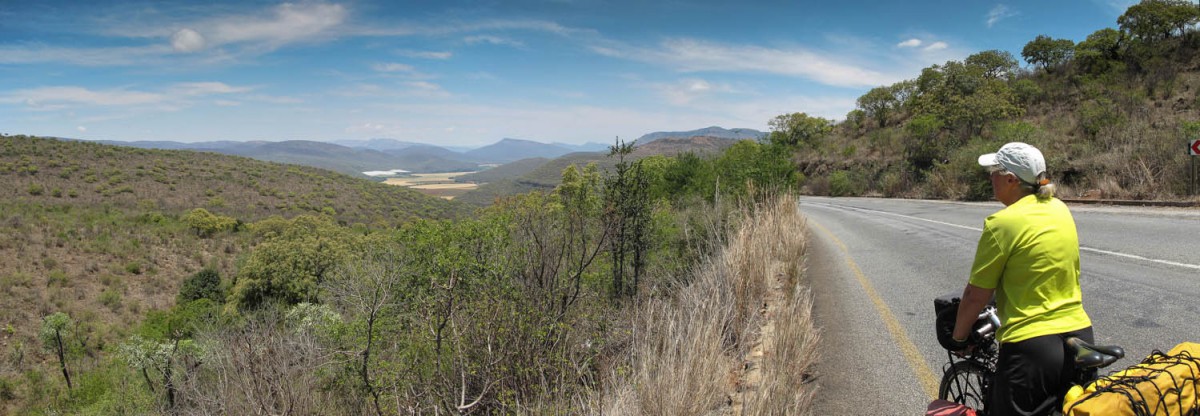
xmin=897 ymin=39 xmax=922 ymax=48
xmin=346 ymin=122 xmax=389 ymax=134
xmin=592 ymin=38 xmax=896 ymax=88
xmin=77 ymin=126 xmax=87 ymax=132
xmin=373 ymin=63 xmax=415 ymax=72
xmin=924 ymin=41 xmax=949 ymax=51
xmin=171 ymin=28 xmax=206 ymax=52
xmin=396 ymin=50 xmax=453 ymax=60
xmin=214 ymin=100 xmax=241 ymax=106
xmin=171 ymin=82 xmax=253 ymax=96
xmin=464 ymin=35 xmax=524 ymax=47
xmin=986 ymin=5 xmax=1019 ymax=28
xmin=204 ymin=2 xmax=347 ymax=49
xmin=0 ymin=44 xmax=173 ymax=66
xmin=688 ymin=79 xmax=711 ymax=92
xmin=652 ymin=78 xmax=742 ymax=106
xmin=5 ymin=86 xmax=165 ymax=106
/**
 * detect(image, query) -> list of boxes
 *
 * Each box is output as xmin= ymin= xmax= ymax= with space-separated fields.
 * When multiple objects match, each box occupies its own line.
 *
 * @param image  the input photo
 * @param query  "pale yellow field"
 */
xmin=411 ymin=183 xmax=478 ymax=190
xmin=384 ymin=172 xmax=478 ymax=200
xmin=384 ymin=172 xmax=474 ymax=186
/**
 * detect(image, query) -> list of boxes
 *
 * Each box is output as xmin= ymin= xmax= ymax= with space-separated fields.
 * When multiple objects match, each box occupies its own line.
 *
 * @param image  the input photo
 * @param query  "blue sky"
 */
xmin=0 ymin=0 xmax=1137 ymax=146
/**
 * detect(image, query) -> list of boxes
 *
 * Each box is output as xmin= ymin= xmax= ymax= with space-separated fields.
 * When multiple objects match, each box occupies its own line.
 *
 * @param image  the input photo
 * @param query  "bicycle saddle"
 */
xmin=1066 ymin=337 xmax=1125 ymax=369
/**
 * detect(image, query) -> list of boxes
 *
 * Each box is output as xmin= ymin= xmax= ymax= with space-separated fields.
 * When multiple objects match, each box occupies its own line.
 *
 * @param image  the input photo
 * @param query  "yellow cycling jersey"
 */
xmin=968 ymin=194 xmax=1092 ymax=344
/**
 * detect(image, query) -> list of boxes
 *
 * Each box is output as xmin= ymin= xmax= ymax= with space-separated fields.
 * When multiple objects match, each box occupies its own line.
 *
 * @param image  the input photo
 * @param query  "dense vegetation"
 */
xmin=456 ymin=136 xmax=740 ymax=206
xmin=785 ymin=1 xmax=1200 ymax=201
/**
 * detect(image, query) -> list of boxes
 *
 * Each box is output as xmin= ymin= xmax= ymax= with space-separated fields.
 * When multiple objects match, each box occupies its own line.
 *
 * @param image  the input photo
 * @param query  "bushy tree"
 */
xmin=227 ymin=215 xmax=361 ymax=311
xmin=1118 ymin=0 xmax=1200 ymax=41
xmin=1074 ymin=28 xmax=1125 ymax=74
xmin=857 ymin=86 xmax=898 ymax=128
xmin=177 ymin=268 xmax=224 ymax=304
xmin=965 ymin=50 xmax=1019 ymax=80
xmin=1022 ymin=35 xmax=1075 ymax=70
xmin=767 ymin=112 xmax=833 ymax=148
xmin=182 ymin=208 xmax=237 ymax=237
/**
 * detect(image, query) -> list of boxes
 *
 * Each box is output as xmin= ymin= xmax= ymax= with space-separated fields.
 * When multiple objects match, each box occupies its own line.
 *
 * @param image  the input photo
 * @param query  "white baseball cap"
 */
xmin=978 ymin=142 xmax=1047 ymax=186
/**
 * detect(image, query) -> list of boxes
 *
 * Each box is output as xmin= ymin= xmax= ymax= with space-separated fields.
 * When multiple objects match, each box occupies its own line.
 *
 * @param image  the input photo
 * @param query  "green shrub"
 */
xmin=182 ymin=208 xmax=237 ymax=237
xmin=99 ymin=288 xmax=122 ymax=311
xmin=880 ymin=169 xmax=911 ymax=197
xmin=178 ymin=268 xmax=224 ymax=304
xmin=0 ymin=376 xmax=14 ymax=401
xmin=1079 ymin=98 xmax=1124 ymax=139
xmin=27 ymin=183 xmax=44 ymax=196
xmin=1011 ymin=79 xmax=1043 ymax=104
xmin=47 ymin=270 xmax=69 ymax=287
xmin=829 ymin=170 xmax=865 ymax=197
xmin=124 ymin=262 xmax=142 ymax=275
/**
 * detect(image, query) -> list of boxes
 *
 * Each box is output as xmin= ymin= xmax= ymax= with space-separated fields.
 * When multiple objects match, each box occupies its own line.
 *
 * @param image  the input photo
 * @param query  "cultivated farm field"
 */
xmin=385 ymin=172 xmax=479 ymax=199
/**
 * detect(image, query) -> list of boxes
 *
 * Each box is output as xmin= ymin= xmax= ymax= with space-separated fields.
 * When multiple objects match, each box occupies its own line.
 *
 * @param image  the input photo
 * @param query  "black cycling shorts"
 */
xmin=988 ymin=326 xmax=1094 ymax=416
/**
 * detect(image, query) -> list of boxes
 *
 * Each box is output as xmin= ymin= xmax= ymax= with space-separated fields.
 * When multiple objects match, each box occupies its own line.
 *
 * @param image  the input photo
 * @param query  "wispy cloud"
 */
xmin=372 ymin=63 xmax=415 ymax=73
xmin=0 ymin=44 xmax=173 ymax=66
xmin=4 ymin=86 xmax=166 ymax=107
xmin=188 ymin=2 xmax=347 ymax=52
xmin=986 ymin=5 xmax=1019 ymax=28
xmin=653 ymin=78 xmax=740 ymax=106
xmin=395 ymin=49 xmax=453 ymax=60
xmin=924 ymin=41 xmax=949 ymax=51
xmin=1 ymin=2 xmax=348 ymax=67
xmin=2 ymin=82 xmax=255 ymax=114
xmin=170 ymin=82 xmax=254 ymax=96
xmin=464 ymin=35 xmax=525 ymax=48
xmin=592 ymin=38 xmax=897 ymax=88
xmin=897 ymin=39 xmax=922 ymax=48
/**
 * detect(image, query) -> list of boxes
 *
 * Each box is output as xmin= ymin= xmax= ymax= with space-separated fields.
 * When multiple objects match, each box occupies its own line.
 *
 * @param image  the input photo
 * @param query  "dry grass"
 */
xmin=383 ymin=172 xmax=477 ymax=187
xmin=588 ymin=195 xmax=818 ymax=415
xmin=385 ymin=173 xmax=480 ymax=199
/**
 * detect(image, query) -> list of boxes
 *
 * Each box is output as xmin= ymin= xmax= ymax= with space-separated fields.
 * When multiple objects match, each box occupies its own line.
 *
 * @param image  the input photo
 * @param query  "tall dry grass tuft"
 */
xmin=589 ymin=195 xmax=818 ymax=415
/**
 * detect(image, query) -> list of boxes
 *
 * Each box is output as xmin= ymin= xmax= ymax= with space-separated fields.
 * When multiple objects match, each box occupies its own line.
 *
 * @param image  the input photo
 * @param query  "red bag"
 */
xmin=927 ymin=399 xmax=978 ymax=416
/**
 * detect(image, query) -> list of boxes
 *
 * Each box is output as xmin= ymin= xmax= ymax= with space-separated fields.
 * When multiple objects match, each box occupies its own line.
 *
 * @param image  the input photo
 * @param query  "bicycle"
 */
xmin=933 ymin=294 xmax=1126 ymax=416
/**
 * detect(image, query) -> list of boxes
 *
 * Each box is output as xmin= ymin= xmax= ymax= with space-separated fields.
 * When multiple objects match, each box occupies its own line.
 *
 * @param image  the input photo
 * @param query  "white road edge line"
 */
xmin=803 ymin=201 xmax=1200 ymax=271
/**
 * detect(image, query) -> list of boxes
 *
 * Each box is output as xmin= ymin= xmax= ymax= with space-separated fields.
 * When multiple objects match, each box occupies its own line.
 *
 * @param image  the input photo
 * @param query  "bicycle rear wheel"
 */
xmin=939 ymin=360 xmax=989 ymax=414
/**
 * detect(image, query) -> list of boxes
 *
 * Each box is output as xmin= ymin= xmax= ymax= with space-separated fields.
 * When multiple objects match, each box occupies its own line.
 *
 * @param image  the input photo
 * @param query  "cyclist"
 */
xmin=949 ymin=142 xmax=1094 ymax=416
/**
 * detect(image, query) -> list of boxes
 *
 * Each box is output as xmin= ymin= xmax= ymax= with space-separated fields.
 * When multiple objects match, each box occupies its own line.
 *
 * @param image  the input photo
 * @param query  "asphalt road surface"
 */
xmin=800 ymin=196 xmax=1200 ymax=415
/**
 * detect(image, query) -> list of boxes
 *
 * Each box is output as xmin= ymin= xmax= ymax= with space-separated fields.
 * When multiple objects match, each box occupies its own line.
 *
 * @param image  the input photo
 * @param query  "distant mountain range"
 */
xmin=635 ymin=126 xmax=765 ymax=144
xmin=76 ymin=126 xmax=758 ymax=178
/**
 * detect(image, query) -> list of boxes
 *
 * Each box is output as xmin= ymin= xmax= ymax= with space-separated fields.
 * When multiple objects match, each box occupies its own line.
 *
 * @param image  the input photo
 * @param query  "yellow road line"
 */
xmin=810 ymin=220 xmax=940 ymax=399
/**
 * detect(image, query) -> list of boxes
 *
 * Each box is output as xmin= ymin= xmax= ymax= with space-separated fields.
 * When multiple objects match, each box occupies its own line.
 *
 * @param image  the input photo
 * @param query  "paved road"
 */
xmin=801 ymin=196 xmax=1200 ymax=415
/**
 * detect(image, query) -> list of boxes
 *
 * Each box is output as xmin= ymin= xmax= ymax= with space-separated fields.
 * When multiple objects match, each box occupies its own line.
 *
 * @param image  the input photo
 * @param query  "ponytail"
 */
xmin=1033 ymin=173 xmax=1054 ymax=199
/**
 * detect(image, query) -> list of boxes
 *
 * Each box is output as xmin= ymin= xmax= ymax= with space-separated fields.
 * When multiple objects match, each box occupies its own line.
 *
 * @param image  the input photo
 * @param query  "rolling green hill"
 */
xmin=1 ymin=135 xmax=465 ymax=225
xmin=453 ymin=157 xmax=550 ymax=183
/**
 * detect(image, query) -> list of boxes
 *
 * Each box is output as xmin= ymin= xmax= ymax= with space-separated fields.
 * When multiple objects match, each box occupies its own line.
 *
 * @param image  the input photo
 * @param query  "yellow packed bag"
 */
xmin=1063 ymin=342 xmax=1199 ymax=416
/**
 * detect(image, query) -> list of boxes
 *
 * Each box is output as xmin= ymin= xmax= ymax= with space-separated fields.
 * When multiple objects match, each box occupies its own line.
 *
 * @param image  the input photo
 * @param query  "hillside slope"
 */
xmin=792 ymin=25 xmax=1200 ymax=201
xmin=1 ymin=135 xmax=465 ymax=225
xmin=0 ymin=135 xmax=466 ymax=414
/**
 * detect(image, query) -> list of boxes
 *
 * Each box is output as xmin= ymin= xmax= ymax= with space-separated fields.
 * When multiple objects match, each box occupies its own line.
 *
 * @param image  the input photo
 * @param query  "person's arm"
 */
xmin=952 ymin=283 xmax=995 ymax=344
